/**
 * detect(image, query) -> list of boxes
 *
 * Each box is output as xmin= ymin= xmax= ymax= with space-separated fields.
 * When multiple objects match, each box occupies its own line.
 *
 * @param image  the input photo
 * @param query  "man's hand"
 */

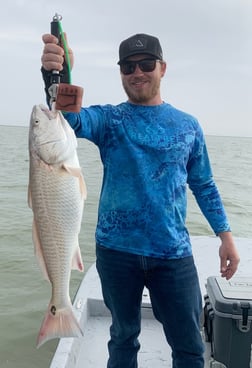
xmin=218 ymin=232 xmax=240 ymax=280
xmin=41 ymin=33 xmax=74 ymax=71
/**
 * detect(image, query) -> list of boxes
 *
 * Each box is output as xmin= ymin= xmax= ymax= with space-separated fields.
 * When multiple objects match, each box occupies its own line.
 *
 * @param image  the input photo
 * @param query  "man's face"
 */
xmin=120 ymin=54 xmax=166 ymax=106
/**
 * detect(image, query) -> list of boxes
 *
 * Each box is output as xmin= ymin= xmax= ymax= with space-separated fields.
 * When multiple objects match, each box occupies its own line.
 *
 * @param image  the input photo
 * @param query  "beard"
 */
xmin=122 ymin=77 xmax=161 ymax=104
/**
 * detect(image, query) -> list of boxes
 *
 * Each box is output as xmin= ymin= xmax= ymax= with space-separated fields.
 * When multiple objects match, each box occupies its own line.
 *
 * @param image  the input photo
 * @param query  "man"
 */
xmin=41 ymin=33 xmax=240 ymax=368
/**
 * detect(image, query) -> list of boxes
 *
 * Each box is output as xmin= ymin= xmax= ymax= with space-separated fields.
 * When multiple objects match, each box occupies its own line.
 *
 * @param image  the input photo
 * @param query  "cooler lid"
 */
xmin=207 ymin=276 xmax=252 ymax=315
xmin=216 ymin=277 xmax=252 ymax=300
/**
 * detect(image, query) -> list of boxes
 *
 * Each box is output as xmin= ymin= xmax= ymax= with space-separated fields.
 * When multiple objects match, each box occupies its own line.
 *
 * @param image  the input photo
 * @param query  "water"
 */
xmin=0 ymin=125 xmax=252 ymax=368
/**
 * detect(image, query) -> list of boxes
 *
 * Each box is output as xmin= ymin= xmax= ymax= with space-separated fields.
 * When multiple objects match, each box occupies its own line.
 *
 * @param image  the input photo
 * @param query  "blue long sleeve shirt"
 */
xmin=64 ymin=102 xmax=230 ymax=259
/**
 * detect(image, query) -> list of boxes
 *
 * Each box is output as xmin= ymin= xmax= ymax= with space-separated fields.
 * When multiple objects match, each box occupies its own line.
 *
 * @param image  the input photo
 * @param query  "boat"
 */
xmin=49 ymin=236 xmax=252 ymax=368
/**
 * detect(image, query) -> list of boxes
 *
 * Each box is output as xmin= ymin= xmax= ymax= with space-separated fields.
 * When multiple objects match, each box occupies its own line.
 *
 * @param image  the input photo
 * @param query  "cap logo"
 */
xmin=135 ymin=39 xmax=144 ymax=48
xmin=128 ymin=38 xmax=147 ymax=52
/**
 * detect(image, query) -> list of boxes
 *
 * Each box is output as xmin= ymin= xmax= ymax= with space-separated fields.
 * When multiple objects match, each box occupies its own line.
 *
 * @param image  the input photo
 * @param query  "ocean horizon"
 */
xmin=0 ymin=125 xmax=252 ymax=367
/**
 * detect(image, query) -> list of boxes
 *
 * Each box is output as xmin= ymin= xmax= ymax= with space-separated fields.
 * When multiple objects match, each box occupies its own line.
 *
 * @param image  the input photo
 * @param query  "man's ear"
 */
xmin=160 ymin=61 xmax=167 ymax=77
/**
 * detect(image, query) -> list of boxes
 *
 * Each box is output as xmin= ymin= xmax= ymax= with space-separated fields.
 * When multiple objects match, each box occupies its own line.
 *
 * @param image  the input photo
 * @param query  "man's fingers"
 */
xmin=41 ymin=42 xmax=65 ymax=71
xmin=42 ymin=33 xmax=59 ymax=44
xmin=41 ymin=32 xmax=73 ymax=71
xmin=220 ymin=259 xmax=239 ymax=280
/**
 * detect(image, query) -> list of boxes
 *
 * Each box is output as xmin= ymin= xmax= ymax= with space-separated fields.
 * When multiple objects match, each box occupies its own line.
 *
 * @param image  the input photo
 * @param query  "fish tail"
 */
xmin=36 ymin=302 xmax=83 ymax=348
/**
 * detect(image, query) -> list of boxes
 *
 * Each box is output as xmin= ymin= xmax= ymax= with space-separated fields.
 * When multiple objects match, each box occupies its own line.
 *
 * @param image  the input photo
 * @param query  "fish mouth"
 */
xmin=32 ymin=104 xmax=57 ymax=122
xmin=39 ymin=105 xmax=57 ymax=120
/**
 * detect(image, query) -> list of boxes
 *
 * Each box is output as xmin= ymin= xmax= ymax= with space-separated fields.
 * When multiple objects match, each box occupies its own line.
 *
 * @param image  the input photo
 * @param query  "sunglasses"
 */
xmin=120 ymin=58 xmax=161 ymax=75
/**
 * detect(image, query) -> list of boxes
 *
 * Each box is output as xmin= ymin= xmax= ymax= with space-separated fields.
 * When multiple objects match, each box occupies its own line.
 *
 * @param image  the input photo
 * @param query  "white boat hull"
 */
xmin=49 ymin=236 xmax=252 ymax=368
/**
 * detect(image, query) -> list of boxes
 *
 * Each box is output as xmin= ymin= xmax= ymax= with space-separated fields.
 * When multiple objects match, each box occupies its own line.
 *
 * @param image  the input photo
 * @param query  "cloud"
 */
xmin=0 ymin=0 xmax=251 ymax=136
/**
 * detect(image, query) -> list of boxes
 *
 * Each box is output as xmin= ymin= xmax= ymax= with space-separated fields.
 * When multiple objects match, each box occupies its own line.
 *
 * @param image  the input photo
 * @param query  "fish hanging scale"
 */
xmin=49 ymin=13 xmax=83 ymax=112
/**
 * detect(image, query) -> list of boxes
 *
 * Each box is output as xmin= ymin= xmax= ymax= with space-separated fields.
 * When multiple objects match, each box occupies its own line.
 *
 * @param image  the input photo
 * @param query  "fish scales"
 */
xmin=31 ymin=164 xmax=82 ymax=285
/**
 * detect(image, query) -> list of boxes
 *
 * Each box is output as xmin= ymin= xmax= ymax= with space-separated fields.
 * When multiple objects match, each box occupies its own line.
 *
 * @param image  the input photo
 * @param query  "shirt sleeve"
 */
xmin=63 ymin=105 xmax=107 ymax=146
xmin=187 ymin=125 xmax=231 ymax=235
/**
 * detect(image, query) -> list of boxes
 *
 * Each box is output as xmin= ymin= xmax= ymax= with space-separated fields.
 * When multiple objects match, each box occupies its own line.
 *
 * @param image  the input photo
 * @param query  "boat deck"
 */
xmin=77 ymin=305 xmax=170 ymax=367
xmin=49 ymin=236 xmax=252 ymax=368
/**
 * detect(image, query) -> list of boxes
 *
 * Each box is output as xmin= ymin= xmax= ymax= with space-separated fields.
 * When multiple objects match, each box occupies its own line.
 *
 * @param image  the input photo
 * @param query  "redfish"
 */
xmin=28 ymin=104 xmax=86 ymax=348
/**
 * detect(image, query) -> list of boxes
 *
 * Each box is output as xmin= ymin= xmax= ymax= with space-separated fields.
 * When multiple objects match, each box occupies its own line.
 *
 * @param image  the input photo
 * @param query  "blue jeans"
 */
xmin=96 ymin=244 xmax=204 ymax=368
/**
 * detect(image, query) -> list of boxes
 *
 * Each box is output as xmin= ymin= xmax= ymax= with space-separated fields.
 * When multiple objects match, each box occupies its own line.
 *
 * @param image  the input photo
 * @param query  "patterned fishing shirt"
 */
xmin=64 ymin=102 xmax=230 ymax=259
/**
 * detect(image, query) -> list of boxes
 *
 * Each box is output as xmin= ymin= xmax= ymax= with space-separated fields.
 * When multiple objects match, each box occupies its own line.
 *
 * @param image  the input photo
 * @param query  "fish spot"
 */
xmin=50 ymin=305 xmax=56 ymax=315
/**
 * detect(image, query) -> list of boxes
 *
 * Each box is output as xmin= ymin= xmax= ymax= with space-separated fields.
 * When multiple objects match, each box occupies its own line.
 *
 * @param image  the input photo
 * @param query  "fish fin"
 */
xmin=78 ymin=172 xmax=87 ymax=200
xmin=32 ymin=220 xmax=50 ymax=281
xmin=62 ymin=165 xmax=87 ymax=200
xmin=72 ymin=245 xmax=84 ymax=272
xmin=36 ymin=302 xmax=83 ymax=348
xmin=28 ymin=184 xmax=33 ymax=209
xmin=62 ymin=164 xmax=82 ymax=178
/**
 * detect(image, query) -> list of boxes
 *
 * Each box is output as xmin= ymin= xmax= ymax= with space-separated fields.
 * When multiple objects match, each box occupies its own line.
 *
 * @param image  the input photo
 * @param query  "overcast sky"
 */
xmin=0 ymin=0 xmax=251 ymax=136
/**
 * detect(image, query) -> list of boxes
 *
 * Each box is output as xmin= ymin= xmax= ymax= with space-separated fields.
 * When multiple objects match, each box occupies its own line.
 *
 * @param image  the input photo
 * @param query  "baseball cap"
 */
xmin=118 ymin=33 xmax=163 ymax=64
